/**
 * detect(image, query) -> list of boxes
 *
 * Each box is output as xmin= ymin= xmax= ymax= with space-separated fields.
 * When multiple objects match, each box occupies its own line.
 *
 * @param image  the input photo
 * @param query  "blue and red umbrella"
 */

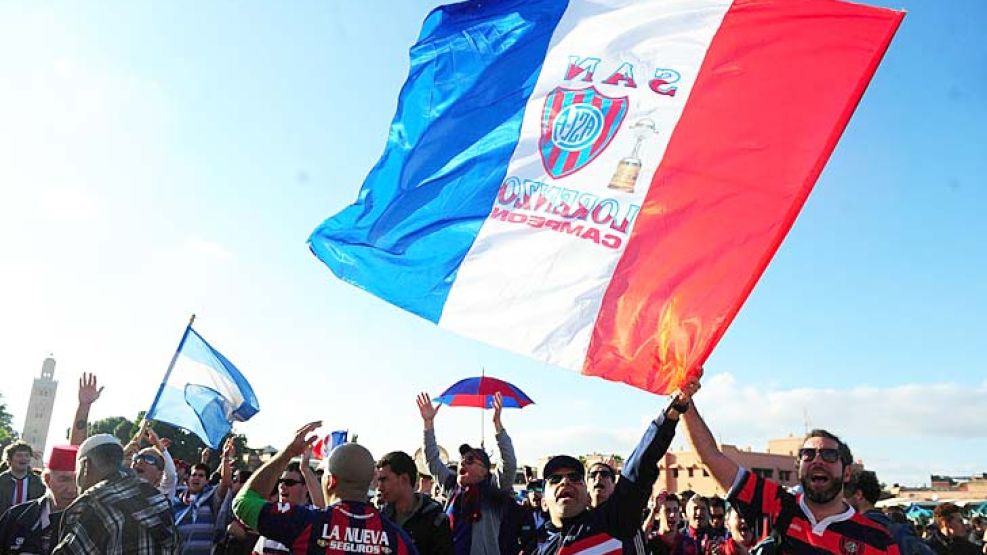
xmin=433 ymin=376 xmax=534 ymax=409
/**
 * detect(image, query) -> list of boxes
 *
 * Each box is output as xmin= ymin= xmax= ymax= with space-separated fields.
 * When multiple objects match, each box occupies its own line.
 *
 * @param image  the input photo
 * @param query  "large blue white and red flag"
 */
xmin=309 ymin=0 xmax=903 ymax=394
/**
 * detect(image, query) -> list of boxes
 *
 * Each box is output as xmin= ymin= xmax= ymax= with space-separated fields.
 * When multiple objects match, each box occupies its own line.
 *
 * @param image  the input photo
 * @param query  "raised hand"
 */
xmin=284 ymin=421 xmax=322 ymax=459
xmin=78 ymin=373 xmax=104 ymax=406
xmin=673 ymin=379 xmax=701 ymax=406
xmin=491 ymin=391 xmax=504 ymax=431
xmin=300 ymin=445 xmax=312 ymax=469
xmin=222 ymin=436 xmax=237 ymax=460
xmin=159 ymin=437 xmax=172 ymax=451
xmin=416 ymin=392 xmax=441 ymax=423
xmin=201 ymin=447 xmax=212 ymax=465
xmin=145 ymin=425 xmax=162 ymax=448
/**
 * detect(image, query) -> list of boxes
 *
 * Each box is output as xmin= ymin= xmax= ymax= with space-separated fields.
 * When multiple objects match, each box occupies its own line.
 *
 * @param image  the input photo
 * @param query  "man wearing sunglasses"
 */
xmin=680 ymin=400 xmax=899 ymax=555
xmin=536 ymin=379 xmax=700 ymax=555
xmin=417 ymin=391 xmax=521 ymax=555
xmin=233 ymin=421 xmax=418 ymax=555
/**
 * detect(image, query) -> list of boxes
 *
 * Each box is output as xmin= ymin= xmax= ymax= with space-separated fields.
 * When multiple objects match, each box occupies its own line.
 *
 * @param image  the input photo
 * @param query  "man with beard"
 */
xmin=680 ymin=401 xmax=899 ymax=555
xmin=536 ymin=379 xmax=700 ymax=555
xmin=0 ymin=446 xmax=78 ymax=554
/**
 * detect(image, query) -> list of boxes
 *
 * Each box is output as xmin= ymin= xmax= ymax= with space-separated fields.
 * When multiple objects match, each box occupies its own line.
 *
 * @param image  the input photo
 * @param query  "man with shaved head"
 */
xmin=234 ymin=421 xmax=419 ymax=555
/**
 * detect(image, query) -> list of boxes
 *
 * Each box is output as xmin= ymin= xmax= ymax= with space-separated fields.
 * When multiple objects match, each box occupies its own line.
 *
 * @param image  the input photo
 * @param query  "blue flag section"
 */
xmin=148 ymin=326 xmax=260 ymax=448
xmin=307 ymin=0 xmax=568 ymax=323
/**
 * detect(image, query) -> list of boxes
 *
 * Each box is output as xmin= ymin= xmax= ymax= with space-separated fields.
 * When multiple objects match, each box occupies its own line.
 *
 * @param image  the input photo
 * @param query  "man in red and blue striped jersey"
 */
xmin=233 ymin=421 xmax=418 ymax=555
xmin=680 ymin=400 xmax=899 ymax=555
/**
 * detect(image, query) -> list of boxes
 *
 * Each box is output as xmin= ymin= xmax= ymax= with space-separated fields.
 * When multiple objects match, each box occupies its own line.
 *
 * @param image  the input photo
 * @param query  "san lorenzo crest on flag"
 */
xmin=539 ymin=86 xmax=628 ymax=179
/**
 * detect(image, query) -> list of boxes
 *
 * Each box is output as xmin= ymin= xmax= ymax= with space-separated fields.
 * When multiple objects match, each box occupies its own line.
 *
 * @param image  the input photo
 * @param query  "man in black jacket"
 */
xmin=377 ymin=451 xmax=454 ymax=555
xmin=537 ymin=379 xmax=700 ymax=555
xmin=925 ymin=503 xmax=981 ymax=555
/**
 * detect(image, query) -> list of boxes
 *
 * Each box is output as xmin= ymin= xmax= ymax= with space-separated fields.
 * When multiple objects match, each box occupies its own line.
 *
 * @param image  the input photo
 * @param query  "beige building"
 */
xmin=22 ymin=357 xmax=59 ymax=468
xmin=656 ymin=437 xmax=804 ymax=496
xmin=887 ymin=473 xmax=987 ymax=503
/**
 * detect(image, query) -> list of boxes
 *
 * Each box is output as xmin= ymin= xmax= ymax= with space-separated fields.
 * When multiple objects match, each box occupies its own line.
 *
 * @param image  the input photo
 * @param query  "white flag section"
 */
xmin=147 ymin=326 xmax=259 ymax=448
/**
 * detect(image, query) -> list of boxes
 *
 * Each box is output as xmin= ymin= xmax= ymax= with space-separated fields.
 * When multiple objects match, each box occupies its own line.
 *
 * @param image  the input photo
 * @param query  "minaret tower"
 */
xmin=22 ymin=356 xmax=58 ymax=468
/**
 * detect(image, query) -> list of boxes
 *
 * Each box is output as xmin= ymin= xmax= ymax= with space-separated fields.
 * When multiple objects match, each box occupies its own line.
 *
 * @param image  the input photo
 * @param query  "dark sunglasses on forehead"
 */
xmin=797 ymin=447 xmax=841 ymax=463
xmin=277 ymin=478 xmax=305 ymax=487
xmin=132 ymin=454 xmax=163 ymax=467
xmin=588 ymin=469 xmax=614 ymax=480
xmin=546 ymin=471 xmax=584 ymax=485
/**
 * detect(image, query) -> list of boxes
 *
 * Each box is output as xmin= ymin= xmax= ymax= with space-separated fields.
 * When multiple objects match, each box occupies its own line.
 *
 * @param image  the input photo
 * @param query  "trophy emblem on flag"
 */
xmin=608 ymin=118 xmax=658 ymax=193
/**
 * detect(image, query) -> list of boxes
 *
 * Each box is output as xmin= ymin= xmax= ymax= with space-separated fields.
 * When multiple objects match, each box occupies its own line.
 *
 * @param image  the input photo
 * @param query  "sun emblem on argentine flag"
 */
xmin=539 ymin=86 xmax=628 ymax=179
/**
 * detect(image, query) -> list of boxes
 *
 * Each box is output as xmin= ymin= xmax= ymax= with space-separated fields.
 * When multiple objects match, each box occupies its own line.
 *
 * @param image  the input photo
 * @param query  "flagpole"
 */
xmin=147 ymin=314 xmax=196 ymax=418
xmin=480 ymin=366 xmax=485 ymax=450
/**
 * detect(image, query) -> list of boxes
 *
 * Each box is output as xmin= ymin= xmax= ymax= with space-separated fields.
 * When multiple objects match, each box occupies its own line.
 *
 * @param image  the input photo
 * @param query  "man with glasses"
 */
xmin=587 ymin=462 xmax=617 ymax=508
xmin=703 ymin=496 xmax=729 ymax=553
xmin=127 ymin=424 xmax=178 ymax=499
xmin=680 ymin=399 xmax=899 ymax=555
xmin=536 ymin=379 xmax=700 ymax=555
xmin=417 ymin=391 xmax=522 ymax=555
xmin=232 ymin=421 xmax=418 ymax=555
xmin=254 ymin=462 xmax=312 ymax=555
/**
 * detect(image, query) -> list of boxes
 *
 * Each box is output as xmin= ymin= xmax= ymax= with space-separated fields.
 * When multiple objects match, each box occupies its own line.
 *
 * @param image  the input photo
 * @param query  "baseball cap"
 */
xmin=458 ymin=444 xmax=491 ymax=468
xmin=543 ymin=455 xmax=584 ymax=479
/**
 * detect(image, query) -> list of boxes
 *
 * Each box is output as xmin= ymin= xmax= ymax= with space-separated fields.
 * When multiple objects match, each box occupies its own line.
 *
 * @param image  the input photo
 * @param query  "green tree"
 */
xmin=0 ymin=393 xmax=18 ymax=450
xmin=84 ymin=412 xmax=250 ymax=471
xmin=89 ymin=416 xmax=134 ymax=441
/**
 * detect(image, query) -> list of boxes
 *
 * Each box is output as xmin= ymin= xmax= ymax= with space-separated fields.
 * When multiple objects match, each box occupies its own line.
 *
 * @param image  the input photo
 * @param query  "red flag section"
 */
xmin=584 ymin=0 xmax=904 ymax=393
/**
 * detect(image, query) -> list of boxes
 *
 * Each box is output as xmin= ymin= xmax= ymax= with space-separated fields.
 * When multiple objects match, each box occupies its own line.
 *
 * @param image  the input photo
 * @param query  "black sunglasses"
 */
xmin=588 ymin=469 xmax=614 ymax=480
xmin=546 ymin=471 xmax=584 ymax=485
xmin=132 ymin=454 xmax=163 ymax=467
xmin=797 ymin=448 xmax=840 ymax=463
xmin=278 ymin=478 xmax=305 ymax=487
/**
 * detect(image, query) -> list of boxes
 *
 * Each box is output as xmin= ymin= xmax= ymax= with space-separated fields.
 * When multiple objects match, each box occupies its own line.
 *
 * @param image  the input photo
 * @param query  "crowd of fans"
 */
xmin=0 ymin=373 xmax=983 ymax=555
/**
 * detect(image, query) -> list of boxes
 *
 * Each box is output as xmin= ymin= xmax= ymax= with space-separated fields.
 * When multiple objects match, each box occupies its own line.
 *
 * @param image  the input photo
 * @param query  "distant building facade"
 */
xmin=21 ymin=357 xmax=58 ymax=468
xmin=889 ymin=473 xmax=987 ymax=502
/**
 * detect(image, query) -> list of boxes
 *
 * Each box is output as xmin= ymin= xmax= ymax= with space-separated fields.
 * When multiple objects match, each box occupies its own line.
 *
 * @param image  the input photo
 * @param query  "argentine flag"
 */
xmin=147 ymin=325 xmax=259 ymax=448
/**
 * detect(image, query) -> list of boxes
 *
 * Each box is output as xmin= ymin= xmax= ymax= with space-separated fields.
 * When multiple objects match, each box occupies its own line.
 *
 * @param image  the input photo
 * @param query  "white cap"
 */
xmin=77 ymin=434 xmax=122 ymax=459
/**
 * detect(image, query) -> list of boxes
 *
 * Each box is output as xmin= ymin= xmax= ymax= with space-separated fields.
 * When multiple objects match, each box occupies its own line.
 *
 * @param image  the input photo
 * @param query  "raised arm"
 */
xmin=300 ymin=446 xmax=325 ymax=508
xmin=69 ymin=372 xmax=103 ymax=445
xmin=418 ymin=392 xmax=455 ymax=487
xmin=680 ymin=400 xmax=739 ymax=491
xmin=217 ymin=436 xmax=236 ymax=501
xmin=234 ymin=421 xmax=321 ymax=531
xmin=147 ymin=426 xmax=178 ymax=499
xmin=491 ymin=392 xmax=517 ymax=492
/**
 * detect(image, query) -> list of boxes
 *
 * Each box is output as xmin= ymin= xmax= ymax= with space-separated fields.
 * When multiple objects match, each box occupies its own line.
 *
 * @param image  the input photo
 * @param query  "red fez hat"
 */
xmin=48 ymin=445 xmax=78 ymax=472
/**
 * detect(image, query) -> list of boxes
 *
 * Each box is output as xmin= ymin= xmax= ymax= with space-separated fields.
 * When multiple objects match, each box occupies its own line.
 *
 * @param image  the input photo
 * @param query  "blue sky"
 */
xmin=1 ymin=1 xmax=984 ymax=488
